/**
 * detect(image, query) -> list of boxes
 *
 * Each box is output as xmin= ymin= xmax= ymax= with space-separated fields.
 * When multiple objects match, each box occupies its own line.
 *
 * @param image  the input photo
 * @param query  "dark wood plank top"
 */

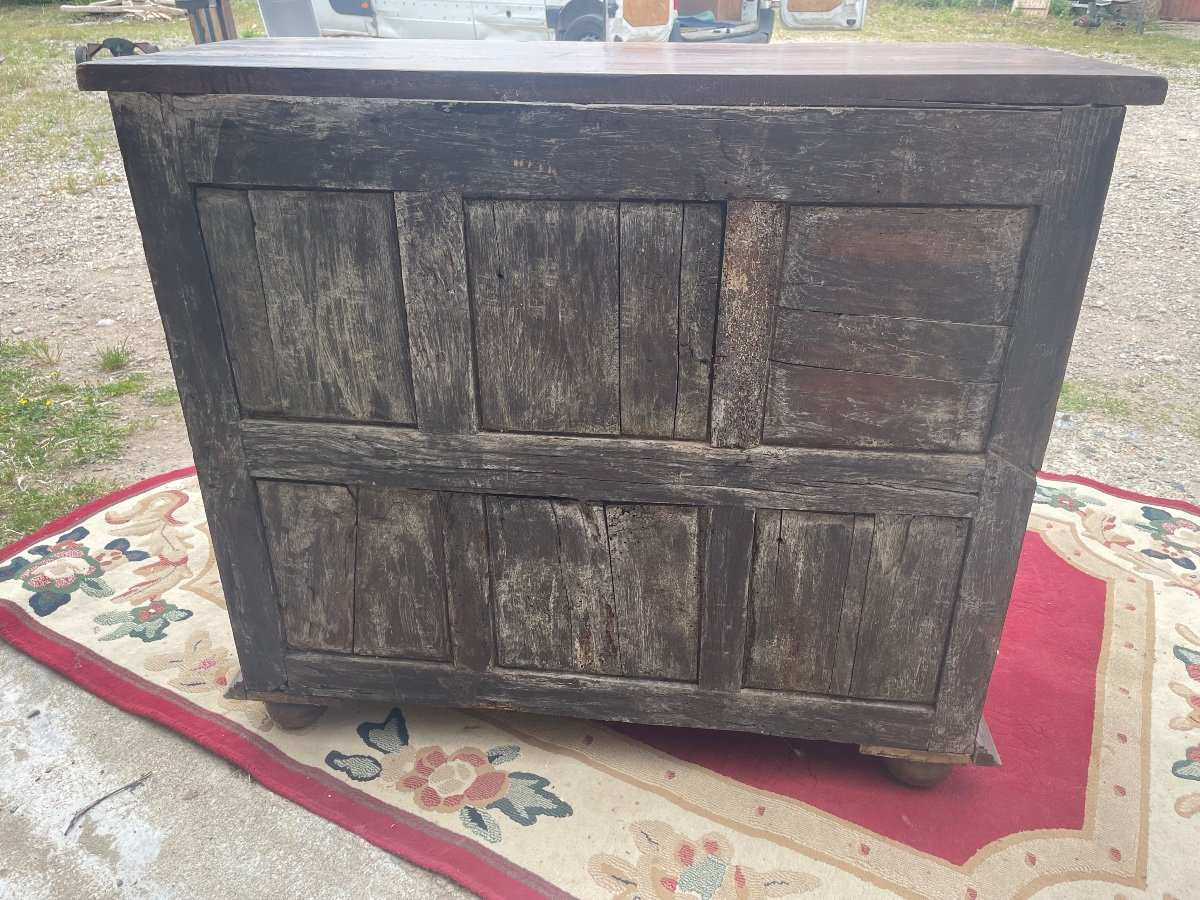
xmin=77 ymin=39 xmax=1166 ymax=107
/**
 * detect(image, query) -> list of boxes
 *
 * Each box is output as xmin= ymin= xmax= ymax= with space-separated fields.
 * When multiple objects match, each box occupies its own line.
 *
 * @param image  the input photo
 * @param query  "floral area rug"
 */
xmin=1 ymin=469 xmax=1198 ymax=899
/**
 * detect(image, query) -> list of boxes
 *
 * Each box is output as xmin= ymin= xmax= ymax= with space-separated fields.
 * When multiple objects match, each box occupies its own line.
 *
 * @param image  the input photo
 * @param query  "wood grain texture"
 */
xmin=698 ymin=506 xmax=756 ymax=691
xmin=929 ymin=455 xmax=1037 ymax=752
xmin=247 ymin=189 xmax=416 ymax=423
xmin=195 ymin=188 xmax=282 ymax=413
xmin=439 ymin=491 xmax=493 ymax=672
xmin=989 ymin=107 xmax=1127 ymax=471
xmin=79 ymin=40 xmax=1168 ymax=108
xmin=605 ymin=504 xmax=702 ymax=680
xmin=171 ymin=96 xmax=1058 ymax=206
xmin=780 ymin=207 xmax=1034 ymax=325
xmin=830 ymin=515 xmax=876 ymax=696
xmin=619 ymin=202 xmax=684 ymax=439
xmin=285 ymin=650 xmax=935 ymax=748
xmin=240 ymin=420 xmax=985 ymax=517
xmin=352 ymin=487 xmax=451 ymax=661
xmin=487 ymin=497 xmax=619 ymax=675
xmin=745 ymin=511 xmax=856 ymax=694
xmin=850 ymin=515 xmax=970 ymax=703
xmin=674 ymin=203 xmax=723 ymax=440
xmin=763 ymin=363 xmax=997 ymax=452
xmin=771 ymin=308 xmax=1008 ymax=383
xmin=710 ymin=202 xmax=787 ymax=449
xmin=258 ymin=481 xmax=356 ymax=653
xmin=109 ymin=93 xmax=288 ymax=689
xmin=394 ymin=191 xmax=478 ymax=433
xmin=466 ymin=200 xmax=620 ymax=435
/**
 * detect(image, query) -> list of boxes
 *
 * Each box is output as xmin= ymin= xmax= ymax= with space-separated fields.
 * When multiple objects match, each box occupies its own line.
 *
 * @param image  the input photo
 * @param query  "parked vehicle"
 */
xmin=256 ymin=0 xmax=865 ymax=43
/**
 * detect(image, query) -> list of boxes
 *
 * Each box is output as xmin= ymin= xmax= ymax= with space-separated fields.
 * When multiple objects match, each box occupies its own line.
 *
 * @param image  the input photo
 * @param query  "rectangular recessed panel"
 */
xmin=353 ymin=487 xmax=452 ymax=661
xmin=487 ymin=497 xmax=701 ymax=680
xmin=466 ymin=200 xmax=621 ymax=435
xmin=763 ymin=362 xmax=997 ymax=452
xmin=780 ymin=206 xmax=1033 ymax=325
xmin=211 ymin=189 xmax=416 ymax=422
xmin=771 ymin=308 xmax=1009 ymax=383
xmin=744 ymin=511 xmax=856 ymax=694
xmin=850 ymin=515 xmax=970 ymax=702
xmin=258 ymin=481 xmax=356 ymax=652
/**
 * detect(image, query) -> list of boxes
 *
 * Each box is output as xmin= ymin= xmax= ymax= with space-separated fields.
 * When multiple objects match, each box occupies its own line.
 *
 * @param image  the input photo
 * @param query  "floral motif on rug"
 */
xmin=1 ymin=469 xmax=1198 ymax=899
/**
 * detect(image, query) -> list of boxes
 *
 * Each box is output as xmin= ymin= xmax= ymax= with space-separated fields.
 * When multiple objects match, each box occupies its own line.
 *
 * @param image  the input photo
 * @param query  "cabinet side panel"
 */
xmin=744 ymin=511 xmax=856 ymax=694
xmin=619 ymin=202 xmax=685 ymax=439
xmin=466 ymin=200 xmax=621 ymax=435
xmin=195 ymin=188 xmax=283 ymax=413
xmin=353 ymin=486 xmax=452 ymax=661
xmin=247 ymin=189 xmax=416 ymax=424
xmin=850 ymin=514 xmax=969 ymax=702
xmin=258 ymin=480 xmax=357 ymax=652
xmin=606 ymin=504 xmax=702 ymax=680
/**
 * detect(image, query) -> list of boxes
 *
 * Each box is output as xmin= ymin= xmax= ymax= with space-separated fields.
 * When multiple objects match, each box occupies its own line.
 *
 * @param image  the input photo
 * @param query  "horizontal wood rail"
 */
xmin=239 ymin=420 xmax=984 ymax=517
xmin=281 ymin=651 xmax=936 ymax=748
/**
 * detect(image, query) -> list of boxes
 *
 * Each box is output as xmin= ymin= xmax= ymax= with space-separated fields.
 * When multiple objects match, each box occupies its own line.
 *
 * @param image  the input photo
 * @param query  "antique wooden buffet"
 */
xmin=80 ymin=40 xmax=1165 ymax=786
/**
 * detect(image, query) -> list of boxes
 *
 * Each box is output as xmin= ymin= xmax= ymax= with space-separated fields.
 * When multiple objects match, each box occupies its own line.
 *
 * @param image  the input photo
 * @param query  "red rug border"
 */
xmin=0 ymin=466 xmax=1194 ymax=898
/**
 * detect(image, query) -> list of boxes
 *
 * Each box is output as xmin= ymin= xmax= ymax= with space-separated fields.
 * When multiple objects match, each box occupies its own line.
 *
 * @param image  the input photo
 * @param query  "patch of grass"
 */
xmin=97 ymin=343 xmax=134 ymax=373
xmin=96 ymin=372 xmax=149 ymax=397
xmin=1 ymin=340 xmax=139 ymax=542
xmin=146 ymin=385 xmax=180 ymax=407
xmin=10 ymin=337 xmax=61 ymax=367
xmin=1058 ymin=380 xmax=1135 ymax=418
xmin=0 ymin=0 xmax=264 ymax=183
xmin=50 ymin=169 xmax=124 ymax=195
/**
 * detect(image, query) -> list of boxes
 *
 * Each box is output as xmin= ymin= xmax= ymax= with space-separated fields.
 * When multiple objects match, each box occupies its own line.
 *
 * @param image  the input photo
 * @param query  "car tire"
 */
xmin=561 ymin=12 xmax=605 ymax=40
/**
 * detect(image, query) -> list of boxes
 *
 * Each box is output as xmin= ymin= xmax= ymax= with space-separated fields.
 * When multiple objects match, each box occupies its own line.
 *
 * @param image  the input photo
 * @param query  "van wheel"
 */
xmin=562 ymin=12 xmax=605 ymax=40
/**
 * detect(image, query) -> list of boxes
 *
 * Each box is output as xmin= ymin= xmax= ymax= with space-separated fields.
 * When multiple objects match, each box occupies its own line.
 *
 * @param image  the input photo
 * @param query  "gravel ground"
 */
xmin=1 ymin=61 xmax=1197 ymax=503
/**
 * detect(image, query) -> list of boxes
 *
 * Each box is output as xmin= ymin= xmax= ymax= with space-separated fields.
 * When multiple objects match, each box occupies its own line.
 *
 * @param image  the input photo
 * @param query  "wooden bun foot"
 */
xmin=881 ymin=756 xmax=954 ymax=788
xmin=264 ymin=700 xmax=326 ymax=730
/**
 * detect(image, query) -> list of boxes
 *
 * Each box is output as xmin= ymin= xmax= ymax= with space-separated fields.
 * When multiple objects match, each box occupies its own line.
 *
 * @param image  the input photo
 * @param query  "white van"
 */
xmin=257 ymin=0 xmax=865 ymax=44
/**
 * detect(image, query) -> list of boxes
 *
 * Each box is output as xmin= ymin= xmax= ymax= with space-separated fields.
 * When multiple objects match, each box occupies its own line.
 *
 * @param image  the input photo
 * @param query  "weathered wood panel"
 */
xmin=674 ymin=203 xmax=724 ymax=441
xmin=247 ymin=189 xmax=416 ymax=423
xmin=394 ymin=191 xmax=478 ymax=433
xmin=850 ymin=515 xmax=970 ymax=703
xmin=172 ymin=96 xmax=1058 ymax=206
xmin=830 ymin=515 xmax=876 ymax=696
xmin=710 ymin=202 xmax=787 ymax=449
xmin=466 ymin=200 xmax=620 ymax=435
xmin=698 ymin=506 xmax=756 ymax=691
xmin=258 ymin=480 xmax=356 ymax=652
xmin=285 ymin=650 xmax=936 ymax=748
xmin=195 ymin=188 xmax=282 ymax=413
xmin=487 ymin=497 xmax=618 ymax=674
xmin=619 ymin=202 xmax=684 ymax=438
xmin=989 ymin=108 xmax=1126 ymax=471
xmin=763 ymin=363 xmax=997 ymax=452
xmin=771 ymin=308 xmax=1008 ymax=383
xmin=439 ymin=492 xmax=494 ymax=672
xmin=744 ymin=511 xmax=856 ymax=694
xmin=780 ymin=207 xmax=1034 ymax=325
xmin=111 ymin=93 xmax=288 ymax=689
xmin=606 ymin=504 xmax=701 ymax=680
xmin=353 ymin=487 xmax=451 ymax=661
xmin=240 ymin=420 xmax=985 ymax=517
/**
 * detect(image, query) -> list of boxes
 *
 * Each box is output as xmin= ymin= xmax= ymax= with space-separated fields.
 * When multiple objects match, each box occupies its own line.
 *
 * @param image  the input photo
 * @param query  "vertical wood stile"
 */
xmin=395 ymin=191 xmax=479 ymax=433
xmin=698 ymin=506 xmax=756 ymax=691
xmin=709 ymin=202 xmax=788 ymax=449
xmin=440 ymin=491 xmax=494 ymax=671
xmin=110 ymin=93 xmax=289 ymax=689
xmin=675 ymin=203 xmax=724 ymax=441
xmin=829 ymin=515 xmax=876 ymax=696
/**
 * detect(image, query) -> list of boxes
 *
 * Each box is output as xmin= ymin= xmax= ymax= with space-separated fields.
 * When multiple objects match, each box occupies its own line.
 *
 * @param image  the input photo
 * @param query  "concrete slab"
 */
xmin=0 ymin=641 xmax=474 ymax=899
